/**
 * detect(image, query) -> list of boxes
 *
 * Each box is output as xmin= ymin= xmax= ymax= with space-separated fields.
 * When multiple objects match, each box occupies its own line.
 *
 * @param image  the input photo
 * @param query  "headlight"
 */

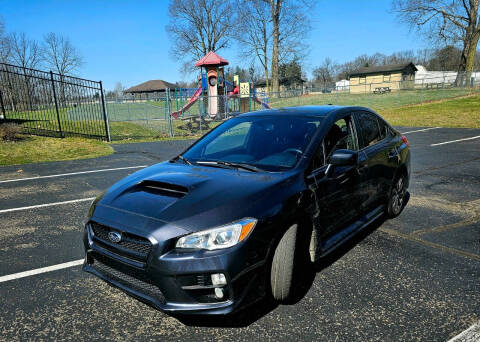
xmin=175 ymin=218 xmax=257 ymax=250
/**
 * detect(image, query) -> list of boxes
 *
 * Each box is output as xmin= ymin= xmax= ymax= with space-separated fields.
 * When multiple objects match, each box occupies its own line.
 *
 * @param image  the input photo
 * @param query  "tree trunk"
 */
xmin=456 ymin=32 xmax=479 ymax=86
xmin=270 ymin=0 xmax=282 ymax=97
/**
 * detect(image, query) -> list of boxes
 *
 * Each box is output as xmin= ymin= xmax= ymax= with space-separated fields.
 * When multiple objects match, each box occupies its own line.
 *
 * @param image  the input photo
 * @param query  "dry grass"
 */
xmin=380 ymin=95 xmax=480 ymax=128
xmin=0 ymin=135 xmax=113 ymax=166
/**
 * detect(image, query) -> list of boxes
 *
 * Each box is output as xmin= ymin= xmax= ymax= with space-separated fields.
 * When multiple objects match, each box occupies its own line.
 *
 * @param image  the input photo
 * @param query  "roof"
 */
xmin=349 ymin=62 xmax=417 ymax=77
xmin=194 ymin=51 xmax=229 ymax=67
xmin=124 ymin=80 xmax=177 ymax=93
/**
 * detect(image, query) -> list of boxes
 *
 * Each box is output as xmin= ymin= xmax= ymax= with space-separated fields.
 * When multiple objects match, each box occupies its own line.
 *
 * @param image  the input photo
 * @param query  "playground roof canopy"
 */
xmin=124 ymin=80 xmax=177 ymax=93
xmin=195 ymin=51 xmax=229 ymax=67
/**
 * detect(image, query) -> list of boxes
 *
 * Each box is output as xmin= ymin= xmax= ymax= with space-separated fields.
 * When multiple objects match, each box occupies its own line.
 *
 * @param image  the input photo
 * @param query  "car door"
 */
xmin=306 ymin=113 xmax=365 ymax=250
xmin=354 ymin=111 xmax=391 ymax=209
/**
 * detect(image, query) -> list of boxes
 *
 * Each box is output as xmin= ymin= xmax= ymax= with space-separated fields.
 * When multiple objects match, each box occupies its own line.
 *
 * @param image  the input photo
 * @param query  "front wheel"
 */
xmin=386 ymin=173 xmax=407 ymax=218
xmin=270 ymin=224 xmax=298 ymax=302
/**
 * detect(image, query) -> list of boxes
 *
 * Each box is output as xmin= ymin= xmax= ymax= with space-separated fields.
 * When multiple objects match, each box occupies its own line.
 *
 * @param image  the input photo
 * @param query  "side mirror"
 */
xmin=330 ymin=149 xmax=357 ymax=167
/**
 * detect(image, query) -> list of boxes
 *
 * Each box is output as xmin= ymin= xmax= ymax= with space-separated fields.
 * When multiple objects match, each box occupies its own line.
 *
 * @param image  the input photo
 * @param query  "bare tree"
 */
xmin=114 ymin=82 xmax=124 ymax=98
xmin=267 ymin=0 xmax=312 ymax=95
xmin=0 ymin=17 xmax=9 ymax=63
xmin=236 ymin=0 xmax=271 ymax=89
xmin=7 ymin=32 xmax=41 ymax=69
xmin=42 ymin=32 xmax=83 ymax=76
xmin=393 ymin=0 xmax=480 ymax=84
xmin=313 ymin=58 xmax=337 ymax=90
xmin=166 ymin=0 xmax=236 ymax=70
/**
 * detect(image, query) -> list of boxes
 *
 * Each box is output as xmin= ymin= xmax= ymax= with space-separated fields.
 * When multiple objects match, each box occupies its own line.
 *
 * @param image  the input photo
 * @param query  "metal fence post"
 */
xmin=166 ymin=88 xmax=173 ymax=137
xmin=50 ymin=71 xmax=64 ymax=138
xmin=0 ymin=90 xmax=6 ymax=119
xmin=99 ymin=81 xmax=111 ymax=142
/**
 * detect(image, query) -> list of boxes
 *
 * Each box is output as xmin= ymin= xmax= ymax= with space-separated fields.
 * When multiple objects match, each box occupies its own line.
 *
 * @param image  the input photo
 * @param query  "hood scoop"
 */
xmin=137 ymin=180 xmax=189 ymax=198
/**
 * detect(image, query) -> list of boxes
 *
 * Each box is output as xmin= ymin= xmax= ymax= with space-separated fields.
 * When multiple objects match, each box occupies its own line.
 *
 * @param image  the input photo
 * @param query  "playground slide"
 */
xmin=171 ymin=86 xmax=202 ymax=119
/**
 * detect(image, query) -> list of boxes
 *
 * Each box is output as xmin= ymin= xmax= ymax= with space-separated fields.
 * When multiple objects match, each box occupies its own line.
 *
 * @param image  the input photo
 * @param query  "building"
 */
xmin=335 ymin=79 xmax=349 ymax=92
xmin=414 ymin=65 xmax=480 ymax=87
xmin=348 ymin=62 xmax=417 ymax=93
xmin=124 ymin=80 xmax=177 ymax=100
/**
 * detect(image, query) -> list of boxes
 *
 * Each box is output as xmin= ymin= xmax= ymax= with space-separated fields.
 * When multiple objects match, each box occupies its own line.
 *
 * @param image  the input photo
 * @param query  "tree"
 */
xmin=166 ymin=0 xmax=236 ymax=70
xmin=42 ymin=32 xmax=83 ymax=76
xmin=393 ymin=0 xmax=480 ymax=85
xmin=313 ymin=58 xmax=337 ymax=90
xmin=236 ymin=0 xmax=271 ymax=90
xmin=428 ymin=45 xmax=462 ymax=70
xmin=267 ymin=0 xmax=311 ymax=95
xmin=7 ymin=32 xmax=41 ymax=69
xmin=279 ymin=59 xmax=303 ymax=87
xmin=0 ymin=17 xmax=9 ymax=63
xmin=114 ymin=82 xmax=124 ymax=98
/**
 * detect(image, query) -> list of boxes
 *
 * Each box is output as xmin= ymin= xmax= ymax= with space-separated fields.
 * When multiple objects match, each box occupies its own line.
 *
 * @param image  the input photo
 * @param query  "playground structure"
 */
xmin=170 ymin=51 xmax=271 ymax=120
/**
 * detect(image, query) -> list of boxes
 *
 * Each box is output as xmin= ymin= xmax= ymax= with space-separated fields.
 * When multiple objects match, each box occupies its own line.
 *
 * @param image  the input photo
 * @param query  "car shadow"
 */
xmin=174 ymin=194 xmax=410 ymax=328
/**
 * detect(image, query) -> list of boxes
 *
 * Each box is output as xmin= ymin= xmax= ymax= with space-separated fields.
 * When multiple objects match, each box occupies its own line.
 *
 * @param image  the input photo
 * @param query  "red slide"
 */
xmin=171 ymin=86 xmax=203 ymax=119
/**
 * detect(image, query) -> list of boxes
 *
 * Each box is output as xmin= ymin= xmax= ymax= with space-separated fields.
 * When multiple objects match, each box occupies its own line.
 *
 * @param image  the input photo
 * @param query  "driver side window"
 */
xmin=324 ymin=115 xmax=358 ymax=161
xmin=310 ymin=114 xmax=358 ymax=170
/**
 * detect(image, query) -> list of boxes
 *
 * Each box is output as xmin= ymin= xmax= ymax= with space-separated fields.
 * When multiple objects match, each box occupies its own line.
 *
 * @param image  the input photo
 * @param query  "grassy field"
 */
xmin=5 ymin=87 xmax=480 ymax=146
xmin=269 ymin=88 xmax=480 ymax=128
xmin=0 ymin=135 xmax=113 ymax=166
xmin=382 ymin=95 xmax=480 ymax=128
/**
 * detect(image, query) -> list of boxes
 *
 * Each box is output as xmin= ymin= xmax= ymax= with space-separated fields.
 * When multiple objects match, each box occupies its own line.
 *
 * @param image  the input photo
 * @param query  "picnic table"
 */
xmin=373 ymin=87 xmax=391 ymax=94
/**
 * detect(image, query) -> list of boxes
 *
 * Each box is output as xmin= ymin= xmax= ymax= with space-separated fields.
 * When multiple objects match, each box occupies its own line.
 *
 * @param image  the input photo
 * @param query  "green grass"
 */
xmin=269 ymin=88 xmax=476 ymax=111
xmin=0 ymin=135 xmax=113 ymax=166
xmin=381 ymin=95 xmax=480 ymax=128
xmin=269 ymin=88 xmax=480 ymax=128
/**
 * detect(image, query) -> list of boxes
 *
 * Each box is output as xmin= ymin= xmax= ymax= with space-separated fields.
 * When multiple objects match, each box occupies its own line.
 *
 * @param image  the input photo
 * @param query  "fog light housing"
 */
xmin=211 ymin=273 xmax=227 ymax=286
xmin=214 ymin=287 xmax=224 ymax=299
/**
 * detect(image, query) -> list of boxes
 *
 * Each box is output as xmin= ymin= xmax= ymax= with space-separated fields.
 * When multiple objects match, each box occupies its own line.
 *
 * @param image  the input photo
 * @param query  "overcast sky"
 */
xmin=1 ymin=0 xmax=425 ymax=90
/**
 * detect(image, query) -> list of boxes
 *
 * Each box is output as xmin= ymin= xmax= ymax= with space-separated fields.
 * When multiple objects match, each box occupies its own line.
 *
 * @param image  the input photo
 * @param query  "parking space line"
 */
xmin=0 ymin=165 xmax=148 ymax=184
xmin=0 ymin=197 xmax=95 ymax=214
xmin=447 ymin=322 xmax=480 ymax=342
xmin=401 ymin=127 xmax=440 ymax=134
xmin=431 ymin=135 xmax=480 ymax=146
xmin=0 ymin=259 xmax=84 ymax=283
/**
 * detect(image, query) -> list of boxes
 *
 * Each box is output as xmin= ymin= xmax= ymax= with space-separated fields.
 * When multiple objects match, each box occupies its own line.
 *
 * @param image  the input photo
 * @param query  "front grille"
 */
xmin=90 ymin=222 xmax=152 ymax=262
xmin=91 ymin=254 xmax=165 ymax=304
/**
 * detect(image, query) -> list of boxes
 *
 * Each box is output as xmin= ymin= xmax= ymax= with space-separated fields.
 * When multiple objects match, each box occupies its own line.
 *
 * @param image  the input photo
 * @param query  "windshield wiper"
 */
xmin=172 ymin=155 xmax=192 ymax=165
xmin=195 ymin=160 xmax=260 ymax=172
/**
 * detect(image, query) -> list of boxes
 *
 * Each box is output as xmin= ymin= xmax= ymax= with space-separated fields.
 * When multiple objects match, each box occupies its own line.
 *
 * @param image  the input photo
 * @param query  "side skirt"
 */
xmin=320 ymin=205 xmax=385 ymax=258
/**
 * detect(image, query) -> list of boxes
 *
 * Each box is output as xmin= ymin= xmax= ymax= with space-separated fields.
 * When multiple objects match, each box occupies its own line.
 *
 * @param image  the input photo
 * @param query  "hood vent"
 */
xmin=138 ymin=180 xmax=189 ymax=198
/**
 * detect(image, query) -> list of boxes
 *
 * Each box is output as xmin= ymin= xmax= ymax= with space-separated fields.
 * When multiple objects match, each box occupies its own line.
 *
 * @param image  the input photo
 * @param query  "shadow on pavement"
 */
xmin=174 ymin=196 xmax=411 ymax=328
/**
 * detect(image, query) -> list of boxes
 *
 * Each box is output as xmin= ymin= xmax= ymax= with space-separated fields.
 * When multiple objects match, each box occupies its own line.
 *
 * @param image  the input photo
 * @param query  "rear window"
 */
xmin=356 ymin=112 xmax=381 ymax=148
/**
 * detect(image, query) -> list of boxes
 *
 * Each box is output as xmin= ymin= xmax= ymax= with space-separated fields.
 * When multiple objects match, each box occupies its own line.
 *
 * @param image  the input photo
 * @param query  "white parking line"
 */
xmin=0 ymin=259 xmax=84 ymax=283
xmin=0 ymin=197 xmax=95 ymax=214
xmin=0 ymin=165 xmax=148 ymax=184
xmin=401 ymin=127 xmax=441 ymax=134
xmin=447 ymin=322 xmax=480 ymax=342
xmin=431 ymin=135 xmax=480 ymax=146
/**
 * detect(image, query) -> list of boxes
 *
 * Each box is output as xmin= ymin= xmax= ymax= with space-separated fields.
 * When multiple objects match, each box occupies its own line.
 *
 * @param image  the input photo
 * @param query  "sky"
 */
xmin=1 ymin=0 xmax=425 ymax=90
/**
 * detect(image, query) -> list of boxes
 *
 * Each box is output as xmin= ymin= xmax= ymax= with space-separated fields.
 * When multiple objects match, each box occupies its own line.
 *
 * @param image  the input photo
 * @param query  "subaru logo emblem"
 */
xmin=108 ymin=231 xmax=122 ymax=243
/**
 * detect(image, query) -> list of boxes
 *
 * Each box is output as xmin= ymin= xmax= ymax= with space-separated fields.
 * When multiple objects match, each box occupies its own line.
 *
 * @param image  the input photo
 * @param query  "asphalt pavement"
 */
xmin=0 ymin=129 xmax=478 ymax=341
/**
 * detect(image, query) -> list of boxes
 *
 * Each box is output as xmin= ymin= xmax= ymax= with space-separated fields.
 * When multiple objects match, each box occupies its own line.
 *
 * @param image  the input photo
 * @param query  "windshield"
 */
xmin=182 ymin=115 xmax=322 ymax=171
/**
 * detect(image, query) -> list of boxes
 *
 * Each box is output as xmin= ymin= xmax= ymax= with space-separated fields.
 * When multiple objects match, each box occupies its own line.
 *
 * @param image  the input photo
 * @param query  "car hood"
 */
xmin=93 ymin=161 xmax=298 ymax=232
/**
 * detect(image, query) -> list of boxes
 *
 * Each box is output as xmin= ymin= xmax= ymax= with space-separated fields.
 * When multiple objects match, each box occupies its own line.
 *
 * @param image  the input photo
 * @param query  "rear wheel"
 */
xmin=270 ymin=224 xmax=298 ymax=302
xmin=386 ymin=173 xmax=407 ymax=218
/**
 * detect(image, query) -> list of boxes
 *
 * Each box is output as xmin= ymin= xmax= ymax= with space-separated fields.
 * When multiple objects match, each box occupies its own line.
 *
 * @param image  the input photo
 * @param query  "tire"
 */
xmin=270 ymin=224 xmax=298 ymax=302
xmin=386 ymin=173 xmax=407 ymax=218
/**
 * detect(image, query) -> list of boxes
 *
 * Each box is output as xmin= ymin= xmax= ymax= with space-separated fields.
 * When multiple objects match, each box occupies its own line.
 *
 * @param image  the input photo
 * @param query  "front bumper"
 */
xmin=82 ymin=222 xmax=267 ymax=315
